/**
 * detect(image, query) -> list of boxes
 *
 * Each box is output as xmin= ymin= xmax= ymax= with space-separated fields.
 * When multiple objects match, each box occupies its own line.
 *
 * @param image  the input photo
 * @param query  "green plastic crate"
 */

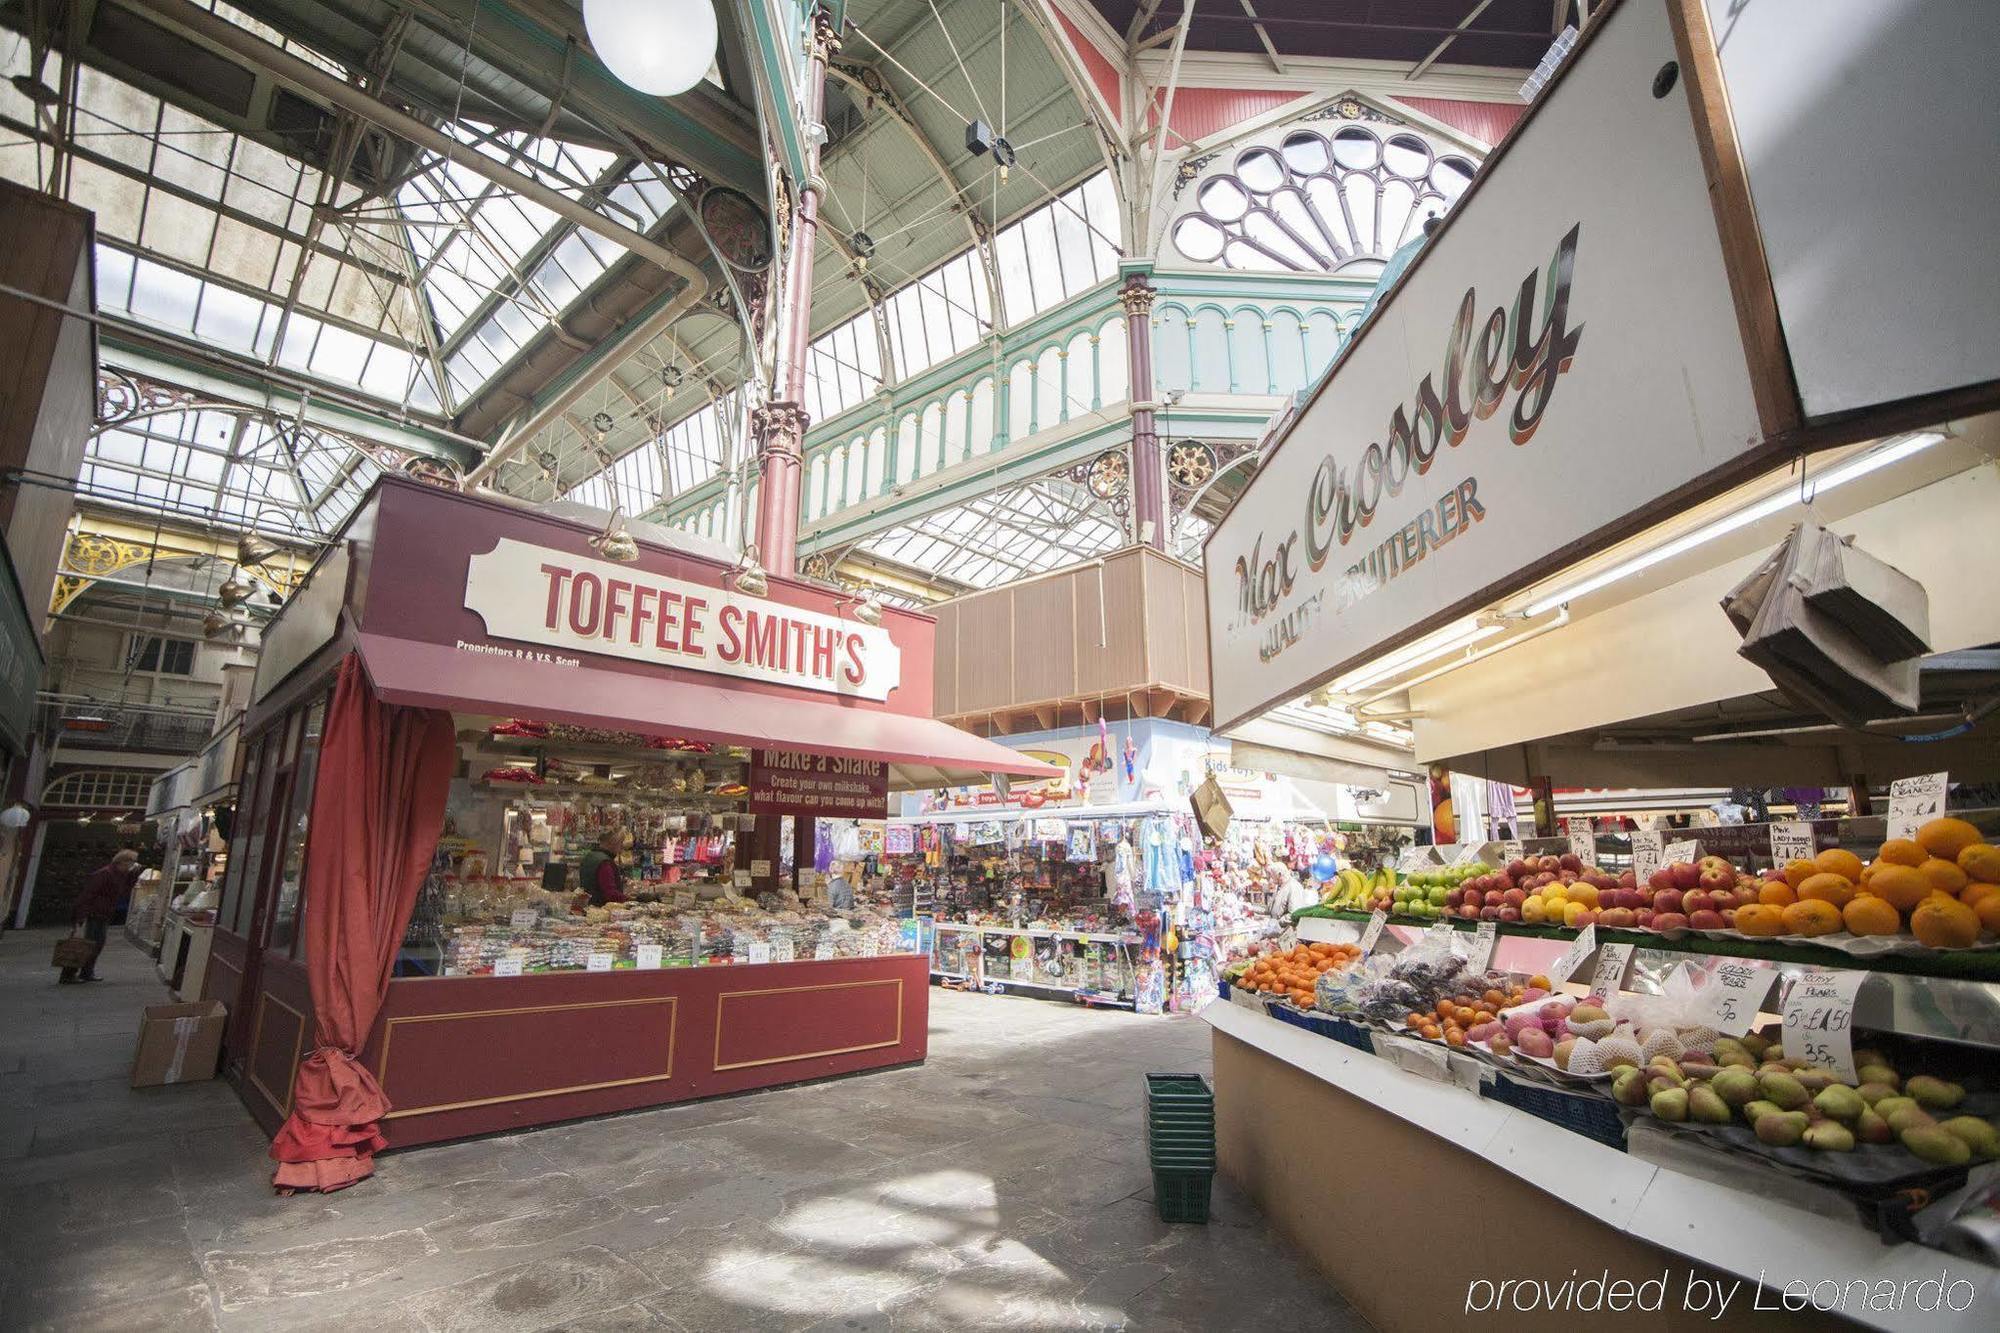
xmin=1153 ymin=1168 xmax=1214 ymax=1224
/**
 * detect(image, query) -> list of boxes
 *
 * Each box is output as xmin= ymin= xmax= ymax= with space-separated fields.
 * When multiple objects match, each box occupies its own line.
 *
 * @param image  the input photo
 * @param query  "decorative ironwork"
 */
xmin=1303 ymin=96 xmax=1389 ymax=124
xmin=1172 ymin=152 xmax=1218 ymax=199
xmin=1083 ymin=449 xmax=1128 ymax=502
xmin=1166 ymin=441 xmax=1216 ymax=488
xmin=1170 ymin=120 xmax=1476 ymax=272
xmin=701 ymin=187 xmax=774 ymax=272
xmin=94 ymin=369 xmax=193 ymax=432
xmin=801 ymin=552 xmax=833 ymax=582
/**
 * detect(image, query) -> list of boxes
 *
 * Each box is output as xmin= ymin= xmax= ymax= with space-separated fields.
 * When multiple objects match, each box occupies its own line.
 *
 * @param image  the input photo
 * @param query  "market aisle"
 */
xmin=0 ymin=928 xmax=1367 ymax=1332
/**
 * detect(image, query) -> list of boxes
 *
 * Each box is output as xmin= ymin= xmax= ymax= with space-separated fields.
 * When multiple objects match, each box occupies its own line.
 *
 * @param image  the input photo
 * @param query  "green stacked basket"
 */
xmin=1144 ymin=1072 xmax=1216 ymax=1223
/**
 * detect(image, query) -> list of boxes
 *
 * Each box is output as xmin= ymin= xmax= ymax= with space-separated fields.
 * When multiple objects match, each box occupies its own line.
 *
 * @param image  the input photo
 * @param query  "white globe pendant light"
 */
xmin=584 ymin=0 xmax=718 ymax=97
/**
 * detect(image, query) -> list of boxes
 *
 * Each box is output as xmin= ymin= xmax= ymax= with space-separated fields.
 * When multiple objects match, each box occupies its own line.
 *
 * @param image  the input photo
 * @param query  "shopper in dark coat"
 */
xmin=61 ymin=849 xmax=140 ymax=983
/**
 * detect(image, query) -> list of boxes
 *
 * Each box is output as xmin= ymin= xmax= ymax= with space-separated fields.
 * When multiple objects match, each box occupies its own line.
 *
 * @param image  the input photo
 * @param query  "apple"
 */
xmin=1445 ymin=888 xmax=1465 ymax=908
xmin=1721 ymin=908 xmax=1738 ymax=926
xmin=1698 ymin=854 xmax=1734 ymax=879
xmin=1634 ymin=909 xmax=1655 ymax=928
xmin=1499 ymin=906 xmax=1522 ymax=923
xmin=1653 ymin=888 xmax=1684 ymax=915
xmin=1506 ymin=859 xmax=1531 ymax=880
xmin=1559 ymin=853 xmax=1584 ymax=873
xmin=1689 ymin=909 xmax=1725 ymax=930
xmin=1698 ymin=867 xmax=1733 ymax=893
xmin=1684 ymin=890 xmax=1714 ymax=915
xmin=1458 ymin=904 xmax=1480 ymax=920
xmin=1619 ymin=871 xmax=1638 ymax=889
xmin=1571 ymin=909 xmax=1598 ymax=928
xmin=1669 ymin=862 xmax=1700 ymax=891
xmin=1502 ymin=888 xmax=1527 ymax=909
xmin=1760 ymin=867 xmax=1787 ymax=883
xmin=1652 ymin=911 xmax=1690 ymax=933
xmin=1480 ymin=905 xmax=1503 ymax=921
xmin=1649 ymin=867 xmax=1676 ymax=891
xmin=1598 ymin=907 xmax=1635 ymax=928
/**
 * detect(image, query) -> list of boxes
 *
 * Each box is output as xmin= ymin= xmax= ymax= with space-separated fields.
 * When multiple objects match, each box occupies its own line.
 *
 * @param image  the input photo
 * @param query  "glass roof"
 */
xmin=853 ymin=472 xmax=1126 ymax=591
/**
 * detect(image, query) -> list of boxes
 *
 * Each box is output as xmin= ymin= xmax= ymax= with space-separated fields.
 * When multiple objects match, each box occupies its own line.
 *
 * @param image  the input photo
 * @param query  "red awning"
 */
xmin=355 ymin=634 xmax=1059 ymax=791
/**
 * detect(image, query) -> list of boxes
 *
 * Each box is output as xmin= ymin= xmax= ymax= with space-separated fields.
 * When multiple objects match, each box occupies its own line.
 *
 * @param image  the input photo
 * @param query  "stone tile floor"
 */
xmin=0 ymin=928 xmax=1369 ymax=1331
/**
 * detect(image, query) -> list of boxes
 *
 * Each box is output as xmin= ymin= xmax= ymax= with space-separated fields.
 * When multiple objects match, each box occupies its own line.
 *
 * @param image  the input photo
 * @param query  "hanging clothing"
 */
xmin=269 ymin=654 xmax=456 ymax=1193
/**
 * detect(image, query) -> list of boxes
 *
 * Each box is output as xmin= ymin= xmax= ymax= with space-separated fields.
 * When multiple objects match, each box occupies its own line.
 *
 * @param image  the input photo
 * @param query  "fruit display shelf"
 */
xmin=1203 ymin=999 xmax=2000 ymax=1333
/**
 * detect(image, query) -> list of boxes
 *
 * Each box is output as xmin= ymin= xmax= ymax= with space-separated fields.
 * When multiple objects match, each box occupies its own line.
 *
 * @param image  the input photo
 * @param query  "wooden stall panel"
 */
xmin=712 ymin=975 xmax=905 ymax=1073
xmin=1141 ymin=555 xmax=1190 ymax=689
xmin=931 ymin=602 xmax=959 ymax=719
xmin=379 ymin=995 xmax=677 ymax=1121
xmin=1010 ymin=573 xmax=1077 ymax=707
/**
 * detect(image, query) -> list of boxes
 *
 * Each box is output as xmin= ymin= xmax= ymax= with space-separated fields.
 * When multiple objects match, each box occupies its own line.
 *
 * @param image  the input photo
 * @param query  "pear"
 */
xmin=1710 ymin=1068 xmax=1758 ymax=1107
xmin=1741 ymin=1099 xmax=1783 ymax=1124
xmin=1754 ymin=1111 xmax=1808 ymax=1147
xmin=1856 ymin=1063 xmax=1899 ymax=1090
xmin=1873 ymin=1096 xmax=1918 ymax=1121
xmin=1804 ymin=1121 xmax=1855 ymax=1152
xmin=1939 ymin=1117 xmax=2000 ymax=1161
xmin=1612 ymin=1067 xmax=1651 ymax=1108
xmin=1570 ymin=1004 xmax=1610 ymax=1025
xmin=1906 ymin=1076 xmax=1966 ymax=1111
xmin=1711 ymin=1037 xmax=1747 ymax=1062
xmin=1758 ymin=1071 xmax=1810 ymax=1111
xmin=1813 ymin=1085 xmax=1865 ymax=1124
xmin=1855 ymin=1108 xmax=1893 ymax=1145
xmin=1852 ymin=1048 xmax=1891 ymax=1071
xmin=1651 ymin=1087 xmax=1690 ymax=1122
xmin=1792 ymin=1068 xmax=1837 ymax=1093
xmin=1886 ymin=1105 xmax=1937 ymax=1135
xmin=1855 ymin=1081 xmax=1899 ymax=1106
xmin=1902 ymin=1126 xmax=1972 ymax=1166
xmin=1740 ymin=1033 xmax=1773 ymax=1059
xmin=1689 ymin=1085 xmax=1732 ymax=1125
xmin=1716 ymin=1049 xmax=1757 ymax=1069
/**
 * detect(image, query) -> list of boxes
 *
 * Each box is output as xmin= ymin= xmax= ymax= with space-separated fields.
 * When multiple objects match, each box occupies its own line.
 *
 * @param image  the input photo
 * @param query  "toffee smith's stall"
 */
xmin=205 ymin=476 xmax=1054 ymax=1187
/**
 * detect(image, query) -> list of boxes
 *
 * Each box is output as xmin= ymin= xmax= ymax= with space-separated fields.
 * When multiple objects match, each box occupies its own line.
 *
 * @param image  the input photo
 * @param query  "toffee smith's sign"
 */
xmin=1203 ymin=0 xmax=1766 ymax=732
xmin=464 ymin=538 xmax=902 ymax=701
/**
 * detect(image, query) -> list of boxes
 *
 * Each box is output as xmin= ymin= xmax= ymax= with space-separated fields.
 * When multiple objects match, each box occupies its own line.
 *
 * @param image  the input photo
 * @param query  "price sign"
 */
xmin=1700 ymin=959 xmax=1775 ymax=1037
xmin=1782 ymin=968 xmax=1867 ymax=1081
xmin=1425 ymin=921 xmax=1456 ymax=952
xmin=1587 ymin=942 xmax=1634 ymax=999
xmin=1568 ymin=821 xmax=1596 ymax=867
xmin=1768 ymin=821 xmax=1817 ymax=866
xmin=494 ymin=955 xmax=525 ymax=978
xmin=1887 ymin=772 xmax=1948 ymax=842
xmin=1630 ymin=831 xmax=1665 ymax=883
xmin=814 ymin=941 xmax=835 ymax=961
xmin=509 ymin=909 xmax=538 ymax=929
xmin=586 ymin=952 xmax=614 ymax=972
xmin=1467 ymin=920 xmax=1500 ymax=972
xmin=1664 ymin=839 xmax=1701 ymax=865
xmin=635 ymin=944 xmax=664 ymax=970
xmin=746 ymin=941 xmax=773 ymax=965
xmin=1500 ymin=840 xmax=1525 ymax=866
xmin=732 ymin=870 xmax=753 ymax=888
xmin=750 ymin=859 xmax=773 ymax=877
xmin=1277 ymin=926 xmax=1299 ymax=953
xmin=1545 ymin=924 xmax=1597 ymax=986
xmin=1357 ymin=909 xmax=1389 ymax=956
xmin=771 ymin=938 xmax=795 ymax=963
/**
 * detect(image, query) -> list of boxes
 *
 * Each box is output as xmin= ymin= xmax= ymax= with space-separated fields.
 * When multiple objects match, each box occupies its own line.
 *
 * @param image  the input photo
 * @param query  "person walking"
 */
xmin=61 ymin=848 xmax=140 ymax=984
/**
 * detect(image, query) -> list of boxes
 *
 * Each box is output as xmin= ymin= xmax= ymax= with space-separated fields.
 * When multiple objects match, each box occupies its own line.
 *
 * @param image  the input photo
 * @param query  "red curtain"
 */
xmin=270 ymin=654 xmax=455 ymax=1192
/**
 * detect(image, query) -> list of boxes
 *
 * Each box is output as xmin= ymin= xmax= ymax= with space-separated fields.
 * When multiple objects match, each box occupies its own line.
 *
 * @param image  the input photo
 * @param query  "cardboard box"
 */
xmin=130 ymin=999 xmax=226 ymax=1088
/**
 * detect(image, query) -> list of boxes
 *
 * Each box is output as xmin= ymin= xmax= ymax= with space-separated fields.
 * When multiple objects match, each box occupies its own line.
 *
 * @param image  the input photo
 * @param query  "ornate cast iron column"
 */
xmin=1121 ymin=274 xmax=1166 ymax=550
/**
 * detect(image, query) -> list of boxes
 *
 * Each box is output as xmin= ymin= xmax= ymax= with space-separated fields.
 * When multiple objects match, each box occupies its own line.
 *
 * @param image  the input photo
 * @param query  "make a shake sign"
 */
xmin=1234 ymin=224 xmax=1584 ymax=663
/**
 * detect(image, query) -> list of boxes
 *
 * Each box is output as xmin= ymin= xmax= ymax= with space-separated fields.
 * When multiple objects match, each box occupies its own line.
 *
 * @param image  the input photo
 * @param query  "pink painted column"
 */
xmin=1121 ymin=274 xmax=1165 ymax=550
xmin=753 ymin=10 xmax=840 ymax=575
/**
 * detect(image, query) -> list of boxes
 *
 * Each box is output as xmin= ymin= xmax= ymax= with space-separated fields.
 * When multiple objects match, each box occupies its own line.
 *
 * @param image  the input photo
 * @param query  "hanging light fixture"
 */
xmin=202 ymin=608 xmax=235 ymax=640
xmin=583 ymin=0 xmax=718 ymax=97
xmin=661 ymin=363 xmax=684 ymax=398
xmin=590 ymin=411 xmax=615 ymax=444
xmin=729 ymin=544 xmax=768 ymax=598
xmin=850 ymin=230 xmax=875 ymax=270
xmin=237 ymin=530 xmax=280 ymax=566
xmin=217 ymin=572 xmax=254 ymax=608
xmin=852 ymin=587 xmax=884 ymax=626
xmin=590 ymin=507 xmax=640 ymax=563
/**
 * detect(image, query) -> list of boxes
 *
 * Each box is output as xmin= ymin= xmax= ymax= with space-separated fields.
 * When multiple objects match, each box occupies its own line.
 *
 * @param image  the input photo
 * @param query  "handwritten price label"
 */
xmin=733 ymin=870 xmax=753 ymax=889
xmin=1358 ymin=909 xmax=1389 ymax=956
xmin=1500 ymin=840 xmax=1526 ymax=866
xmin=1630 ymin=832 xmax=1665 ymax=883
xmin=509 ymin=909 xmax=538 ymax=929
xmin=494 ymin=955 xmax=525 ymax=978
xmin=1568 ymin=821 xmax=1596 ymax=867
xmin=635 ymin=944 xmax=664 ymax=969
xmin=1701 ymin=960 xmax=1775 ymax=1037
xmin=1887 ymin=772 xmax=1948 ymax=843
xmin=814 ymin=941 xmax=835 ymax=960
xmin=1782 ymin=968 xmax=1866 ymax=1081
xmin=771 ymin=938 xmax=795 ymax=963
xmin=746 ymin=941 xmax=773 ymax=965
xmin=1545 ymin=924 xmax=1597 ymax=986
xmin=1467 ymin=920 xmax=1500 ymax=972
xmin=1587 ymin=942 xmax=1634 ymax=999
xmin=1664 ymin=839 xmax=1701 ymax=864
xmin=1768 ymin=821 xmax=1816 ymax=866
xmin=586 ymin=952 xmax=614 ymax=972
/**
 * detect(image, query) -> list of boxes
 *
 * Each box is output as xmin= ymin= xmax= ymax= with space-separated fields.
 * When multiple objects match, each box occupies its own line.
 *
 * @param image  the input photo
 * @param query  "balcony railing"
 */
xmin=36 ymin=692 xmax=218 ymax=755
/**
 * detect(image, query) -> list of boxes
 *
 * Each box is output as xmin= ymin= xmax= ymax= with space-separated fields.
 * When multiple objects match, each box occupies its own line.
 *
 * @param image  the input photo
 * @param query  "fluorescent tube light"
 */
xmin=1329 ymin=617 xmax=1504 ymax=695
xmin=1523 ymin=431 xmax=1945 ymax=617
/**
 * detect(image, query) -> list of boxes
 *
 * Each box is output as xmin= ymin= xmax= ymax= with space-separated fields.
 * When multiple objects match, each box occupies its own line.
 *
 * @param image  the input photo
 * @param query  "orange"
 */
xmin=1975 ymin=895 xmax=2000 ymax=937
xmin=1782 ymin=859 xmax=1820 ymax=890
xmin=1781 ymin=899 xmax=1844 ymax=937
xmin=1878 ymin=838 xmax=1927 ymax=868
xmin=1814 ymin=848 xmax=1866 ymax=881
xmin=1916 ymin=817 xmax=1982 ymax=862
xmin=1757 ymin=881 xmax=1798 ymax=907
xmin=1734 ymin=903 xmax=1787 ymax=937
xmin=1962 ymin=881 xmax=2000 ymax=910
xmin=1957 ymin=843 xmax=2000 ymax=885
xmin=1910 ymin=893 xmax=1980 ymax=949
xmin=1841 ymin=894 xmax=1901 ymax=937
xmin=1859 ymin=862 xmax=1878 ymax=886
xmin=1867 ymin=863 xmax=1931 ymax=913
xmin=1797 ymin=873 xmax=1856 ymax=909
xmin=1920 ymin=857 xmax=1969 ymax=897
